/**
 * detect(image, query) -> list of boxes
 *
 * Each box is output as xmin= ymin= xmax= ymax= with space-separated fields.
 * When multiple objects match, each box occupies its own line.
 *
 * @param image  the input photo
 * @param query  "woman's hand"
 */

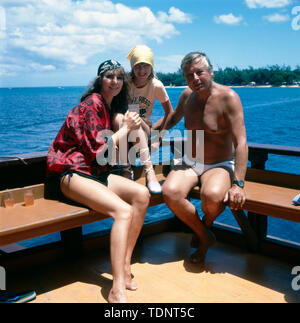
xmin=123 ymin=111 xmax=141 ymax=131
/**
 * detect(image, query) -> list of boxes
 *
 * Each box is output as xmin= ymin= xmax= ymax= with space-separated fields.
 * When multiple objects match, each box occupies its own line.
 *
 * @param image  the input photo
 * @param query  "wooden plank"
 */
xmin=248 ymin=142 xmax=300 ymax=157
xmin=245 ymin=168 xmax=300 ymax=189
xmin=243 ymin=181 xmax=300 ymax=221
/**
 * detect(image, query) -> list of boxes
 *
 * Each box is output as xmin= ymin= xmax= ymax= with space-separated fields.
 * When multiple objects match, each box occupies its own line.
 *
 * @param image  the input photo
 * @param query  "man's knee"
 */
xmin=201 ymin=185 xmax=226 ymax=204
xmin=201 ymin=187 xmax=226 ymax=215
xmin=162 ymin=181 xmax=186 ymax=203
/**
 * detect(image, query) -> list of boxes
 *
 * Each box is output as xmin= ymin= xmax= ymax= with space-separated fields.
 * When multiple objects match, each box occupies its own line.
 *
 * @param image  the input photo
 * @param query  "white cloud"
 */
xmin=158 ymin=7 xmax=192 ymax=23
xmin=263 ymin=13 xmax=290 ymax=22
xmin=29 ymin=63 xmax=56 ymax=71
xmin=214 ymin=13 xmax=243 ymax=25
xmin=0 ymin=55 xmax=56 ymax=76
xmin=0 ymin=6 xmax=6 ymax=31
xmin=1 ymin=0 xmax=192 ymax=74
xmin=245 ymin=0 xmax=292 ymax=9
xmin=0 ymin=6 xmax=6 ymax=41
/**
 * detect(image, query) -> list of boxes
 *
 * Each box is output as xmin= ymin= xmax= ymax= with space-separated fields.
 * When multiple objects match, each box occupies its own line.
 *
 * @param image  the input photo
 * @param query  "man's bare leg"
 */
xmin=200 ymin=167 xmax=232 ymax=226
xmin=189 ymin=167 xmax=232 ymax=262
xmin=162 ymin=168 xmax=215 ymax=263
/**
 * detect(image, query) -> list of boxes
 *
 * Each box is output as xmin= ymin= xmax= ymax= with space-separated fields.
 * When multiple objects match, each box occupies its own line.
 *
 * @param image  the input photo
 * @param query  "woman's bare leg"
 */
xmin=60 ymin=173 xmax=133 ymax=303
xmin=108 ymin=174 xmax=150 ymax=289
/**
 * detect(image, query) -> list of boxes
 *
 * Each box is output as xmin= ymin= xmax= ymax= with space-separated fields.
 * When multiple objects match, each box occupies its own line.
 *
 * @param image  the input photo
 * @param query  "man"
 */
xmin=163 ymin=52 xmax=248 ymax=263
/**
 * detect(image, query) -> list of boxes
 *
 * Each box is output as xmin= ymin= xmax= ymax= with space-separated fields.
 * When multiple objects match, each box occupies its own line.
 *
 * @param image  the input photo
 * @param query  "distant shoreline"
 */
xmin=165 ymin=85 xmax=300 ymax=89
xmin=231 ymin=85 xmax=300 ymax=88
xmin=1 ymin=85 xmax=299 ymax=90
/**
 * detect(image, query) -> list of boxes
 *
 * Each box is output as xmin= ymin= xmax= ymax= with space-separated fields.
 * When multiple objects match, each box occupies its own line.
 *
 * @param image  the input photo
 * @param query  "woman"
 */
xmin=113 ymin=45 xmax=173 ymax=194
xmin=47 ymin=59 xmax=150 ymax=303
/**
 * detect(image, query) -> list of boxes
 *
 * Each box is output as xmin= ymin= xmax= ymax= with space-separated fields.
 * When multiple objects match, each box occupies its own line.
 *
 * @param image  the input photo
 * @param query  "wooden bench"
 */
xmin=190 ymin=167 xmax=300 ymax=250
xmin=2 ymin=165 xmax=299 ymax=251
xmin=0 ymin=142 xmax=299 ymax=254
xmin=0 ymin=167 xmax=165 ymax=247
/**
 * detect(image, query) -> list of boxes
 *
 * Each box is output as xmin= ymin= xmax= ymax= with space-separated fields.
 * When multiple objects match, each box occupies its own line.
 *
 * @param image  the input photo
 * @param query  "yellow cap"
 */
xmin=127 ymin=45 xmax=154 ymax=69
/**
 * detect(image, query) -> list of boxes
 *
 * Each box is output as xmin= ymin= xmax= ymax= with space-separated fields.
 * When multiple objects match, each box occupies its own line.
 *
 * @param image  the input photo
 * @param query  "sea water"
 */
xmin=0 ymin=86 xmax=299 ymax=247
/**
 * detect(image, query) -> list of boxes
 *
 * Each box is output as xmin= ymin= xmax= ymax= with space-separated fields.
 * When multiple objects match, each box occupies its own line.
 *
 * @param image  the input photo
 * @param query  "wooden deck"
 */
xmin=6 ymin=231 xmax=300 ymax=303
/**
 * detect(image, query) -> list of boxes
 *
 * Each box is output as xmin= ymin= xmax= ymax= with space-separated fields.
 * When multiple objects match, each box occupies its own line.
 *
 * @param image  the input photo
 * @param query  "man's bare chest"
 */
xmin=184 ymin=102 xmax=226 ymax=134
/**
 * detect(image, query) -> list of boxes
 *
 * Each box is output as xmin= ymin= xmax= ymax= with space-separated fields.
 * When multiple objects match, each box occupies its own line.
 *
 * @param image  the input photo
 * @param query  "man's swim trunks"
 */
xmin=172 ymin=155 xmax=235 ymax=177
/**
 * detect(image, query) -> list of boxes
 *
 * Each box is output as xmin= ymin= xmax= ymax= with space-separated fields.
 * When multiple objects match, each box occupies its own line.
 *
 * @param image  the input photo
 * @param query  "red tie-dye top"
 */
xmin=47 ymin=93 xmax=111 ymax=177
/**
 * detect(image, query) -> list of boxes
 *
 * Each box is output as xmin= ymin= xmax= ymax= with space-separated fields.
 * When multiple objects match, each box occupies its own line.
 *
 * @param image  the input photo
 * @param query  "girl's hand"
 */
xmin=123 ymin=111 xmax=141 ymax=131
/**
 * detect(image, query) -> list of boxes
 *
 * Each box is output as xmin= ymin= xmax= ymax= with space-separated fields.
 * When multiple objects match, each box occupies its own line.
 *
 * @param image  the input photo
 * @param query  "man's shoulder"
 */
xmin=212 ymin=83 xmax=239 ymax=101
xmin=180 ymin=87 xmax=193 ymax=100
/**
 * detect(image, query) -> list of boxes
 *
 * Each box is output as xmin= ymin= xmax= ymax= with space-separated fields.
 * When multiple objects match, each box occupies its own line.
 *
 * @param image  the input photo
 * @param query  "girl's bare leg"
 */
xmin=131 ymin=127 xmax=161 ymax=193
xmin=113 ymin=112 xmax=161 ymax=193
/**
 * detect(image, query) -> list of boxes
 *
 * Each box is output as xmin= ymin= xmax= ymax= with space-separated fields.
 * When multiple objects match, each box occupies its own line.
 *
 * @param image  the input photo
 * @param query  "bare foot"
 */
xmin=126 ymin=280 xmax=138 ymax=291
xmin=125 ymin=270 xmax=138 ymax=291
xmin=189 ymin=229 xmax=216 ymax=264
xmin=190 ymin=234 xmax=199 ymax=248
xmin=190 ymin=248 xmax=206 ymax=264
xmin=108 ymin=288 xmax=128 ymax=303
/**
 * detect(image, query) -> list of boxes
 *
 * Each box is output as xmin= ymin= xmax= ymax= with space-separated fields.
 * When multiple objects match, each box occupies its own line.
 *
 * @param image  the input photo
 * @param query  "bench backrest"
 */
xmin=0 ymin=184 xmax=45 ymax=207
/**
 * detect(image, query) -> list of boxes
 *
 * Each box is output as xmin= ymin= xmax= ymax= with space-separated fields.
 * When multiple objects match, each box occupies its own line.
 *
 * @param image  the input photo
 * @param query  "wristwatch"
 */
xmin=232 ymin=180 xmax=244 ymax=188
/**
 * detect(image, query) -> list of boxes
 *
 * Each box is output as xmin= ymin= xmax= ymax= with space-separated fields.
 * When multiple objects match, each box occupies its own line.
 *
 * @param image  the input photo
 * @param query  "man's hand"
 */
xmin=223 ymin=185 xmax=246 ymax=210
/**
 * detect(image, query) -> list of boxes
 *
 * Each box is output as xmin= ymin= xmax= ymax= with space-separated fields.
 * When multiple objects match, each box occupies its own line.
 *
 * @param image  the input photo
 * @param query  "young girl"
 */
xmin=113 ymin=45 xmax=173 ymax=194
xmin=47 ymin=59 xmax=150 ymax=303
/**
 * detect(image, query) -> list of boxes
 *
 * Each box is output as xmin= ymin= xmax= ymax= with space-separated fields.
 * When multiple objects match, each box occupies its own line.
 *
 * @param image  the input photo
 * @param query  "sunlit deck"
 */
xmin=6 ymin=231 xmax=300 ymax=303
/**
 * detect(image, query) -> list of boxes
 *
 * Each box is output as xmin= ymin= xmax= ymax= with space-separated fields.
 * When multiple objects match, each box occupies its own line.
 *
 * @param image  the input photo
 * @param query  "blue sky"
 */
xmin=1 ymin=0 xmax=300 ymax=87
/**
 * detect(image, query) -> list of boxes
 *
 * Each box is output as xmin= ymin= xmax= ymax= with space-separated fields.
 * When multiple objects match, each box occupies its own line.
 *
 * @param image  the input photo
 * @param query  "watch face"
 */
xmin=233 ymin=180 xmax=244 ymax=188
